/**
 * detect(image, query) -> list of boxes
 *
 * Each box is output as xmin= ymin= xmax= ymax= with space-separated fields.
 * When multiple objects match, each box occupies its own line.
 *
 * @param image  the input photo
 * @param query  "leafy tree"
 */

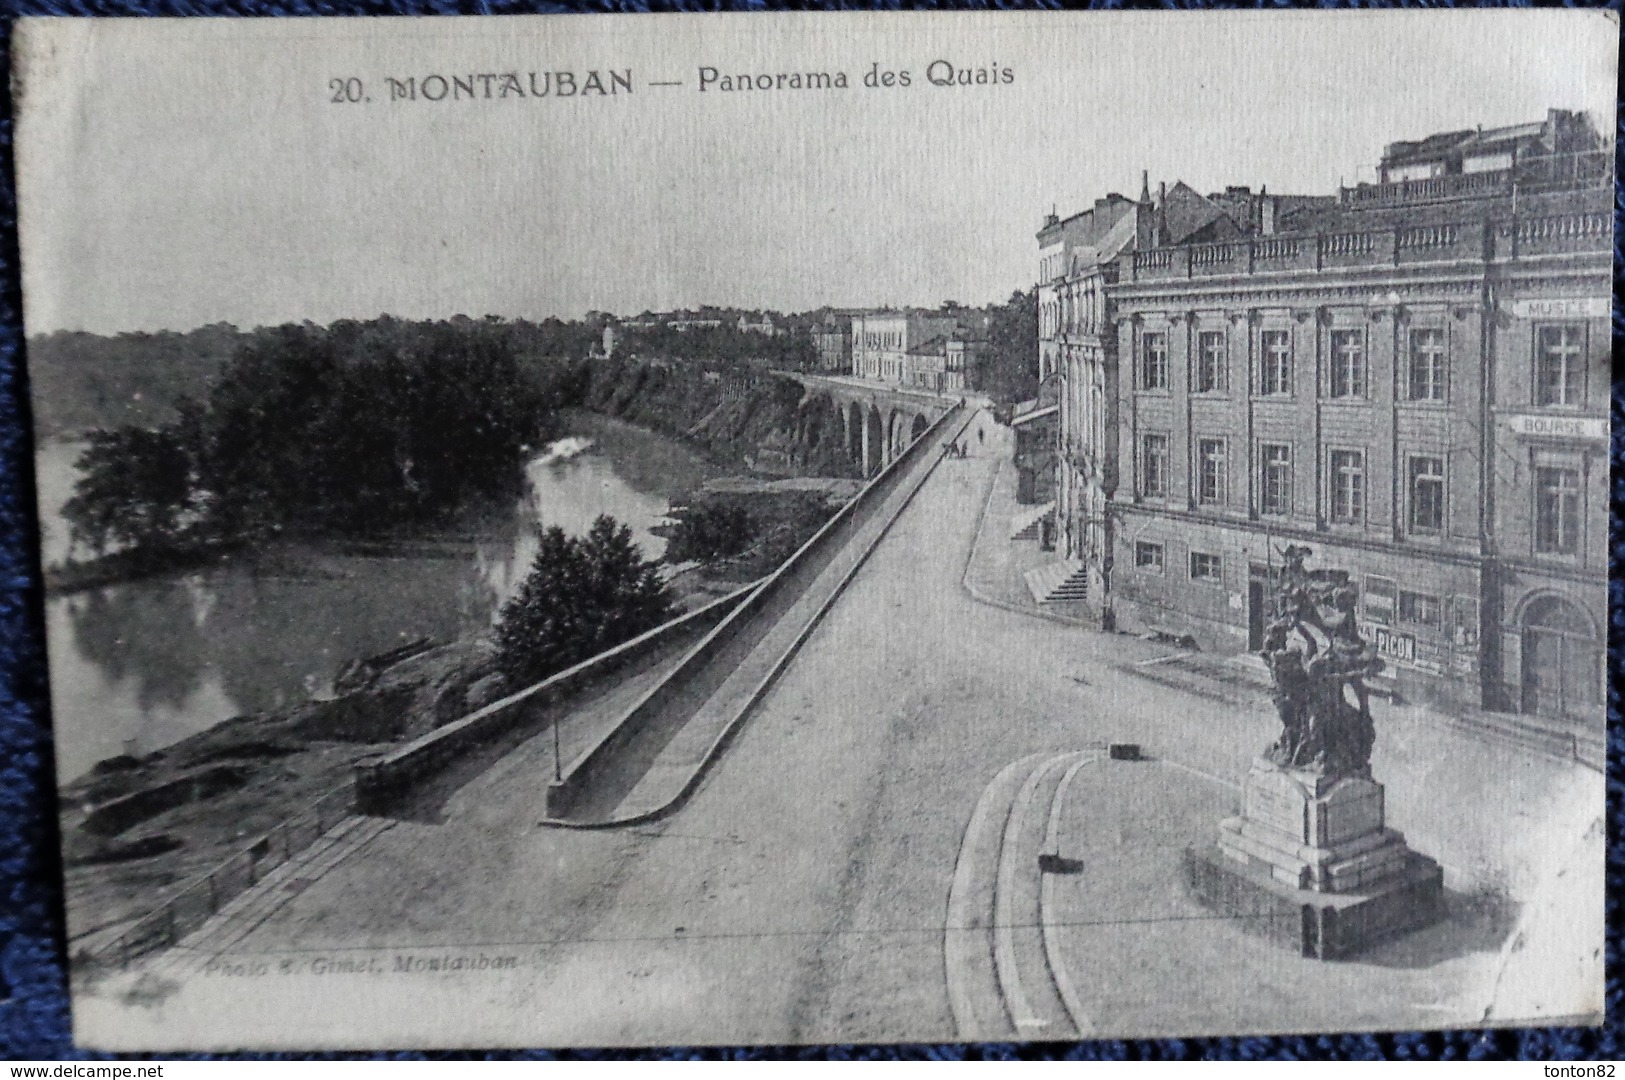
xmin=664 ymin=500 xmax=756 ymax=564
xmin=980 ymin=288 xmax=1040 ymax=404
xmin=494 ymin=515 xmax=676 ymax=686
xmin=61 ymin=425 xmax=194 ymax=554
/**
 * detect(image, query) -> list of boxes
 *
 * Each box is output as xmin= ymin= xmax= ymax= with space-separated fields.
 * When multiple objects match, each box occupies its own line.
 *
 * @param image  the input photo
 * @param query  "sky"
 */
xmin=14 ymin=10 xmax=1617 ymax=335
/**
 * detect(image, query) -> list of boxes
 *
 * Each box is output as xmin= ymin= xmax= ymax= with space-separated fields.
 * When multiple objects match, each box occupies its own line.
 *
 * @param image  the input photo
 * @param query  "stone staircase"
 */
xmin=1023 ymin=559 xmax=1089 ymax=605
xmin=1009 ymin=502 xmax=1053 ymax=542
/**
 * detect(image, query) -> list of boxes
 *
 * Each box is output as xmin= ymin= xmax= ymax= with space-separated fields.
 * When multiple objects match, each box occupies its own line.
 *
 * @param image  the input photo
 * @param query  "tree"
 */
xmin=57 ymin=314 xmax=599 ymax=557
xmin=979 ymin=289 xmax=1040 ymax=404
xmin=663 ymin=499 xmax=756 ymax=564
xmin=62 ymin=425 xmax=194 ymax=555
xmin=494 ymin=515 xmax=676 ymax=686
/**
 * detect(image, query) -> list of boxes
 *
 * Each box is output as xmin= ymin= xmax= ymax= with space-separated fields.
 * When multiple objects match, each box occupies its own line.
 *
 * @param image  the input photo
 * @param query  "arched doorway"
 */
xmin=1520 ymin=595 xmax=1602 ymax=724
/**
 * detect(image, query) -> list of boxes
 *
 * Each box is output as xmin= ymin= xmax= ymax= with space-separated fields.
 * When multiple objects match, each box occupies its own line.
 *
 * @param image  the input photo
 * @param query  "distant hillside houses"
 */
xmin=737 ymin=313 xmax=779 ymax=336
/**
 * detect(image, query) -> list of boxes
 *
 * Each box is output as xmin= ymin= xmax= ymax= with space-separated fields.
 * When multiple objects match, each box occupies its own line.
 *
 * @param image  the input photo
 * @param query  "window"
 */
xmin=1140 ymin=332 xmax=1168 ymax=391
xmin=1364 ymin=575 xmax=1397 ymax=625
xmin=1196 ymin=331 xmax=1227 ymax=393
xmin=1134 ymin=541 xmax=1164 ymax=573
xmin=1259 ymin=443 xmax=1292 ymax=517
xmin=1259 ymin=330 xmax=1292 ymax=395
xmin=1408 ymin=455 xmax=1445 ymax=534
xmin=1189 ymin=552 xmax=1222 ymax=582
xmin=1329 ymin=329 xmax=1366 ymax=399
xmin=1196 ymin=438 xmax=1227 ymax=505
xmin=1449 ymin=596 xmax=1480 ymax=648
xmin=1535 ymin=325 xmax=1585 ymax=407
xmin=1329 ymin=450 xmax=1365 ymax=524
xmin=1398 ymin=590 xmax=1442 ymax=629
xmin=1140 ymin=433 xmax=1170 ymax=498
xmin=1408 ymin=329 xmax=1447 ymax=402
xmin=1534 ymin=466 xmax=1581 ymax=555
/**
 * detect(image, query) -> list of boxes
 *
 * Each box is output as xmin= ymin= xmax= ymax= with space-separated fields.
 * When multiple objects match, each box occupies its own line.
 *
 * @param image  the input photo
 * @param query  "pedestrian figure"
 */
xmin=978 ymin=427 xmax=985 ymax=446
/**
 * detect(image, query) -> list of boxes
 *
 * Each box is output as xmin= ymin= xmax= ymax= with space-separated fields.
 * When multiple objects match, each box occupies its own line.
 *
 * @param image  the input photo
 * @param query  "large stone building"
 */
xmin=1044 ymin=110 xmax=1610 ymax=731
xmin=850 ymin=311 xmax=964 ymax=388
xmin=902 ymin=330 xmax=987 ymax=395
xmin=1035 ymin=179 xmax=1335 ymax=621
xmin=1034 ymin=190 xmax=1143 ymax=616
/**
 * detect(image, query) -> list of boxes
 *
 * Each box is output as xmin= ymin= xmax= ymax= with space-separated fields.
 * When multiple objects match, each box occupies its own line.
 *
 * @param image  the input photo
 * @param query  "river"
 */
xmin=38 ymin=412 xmax=722 ymax=782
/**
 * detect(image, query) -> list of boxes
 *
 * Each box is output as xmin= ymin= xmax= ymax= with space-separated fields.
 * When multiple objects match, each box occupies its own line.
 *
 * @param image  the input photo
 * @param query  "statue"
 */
xmin=1184 ymin=542 xmax=1443 ymax=958
xmin=1259 ymin=544 xmax=1383 ymax=779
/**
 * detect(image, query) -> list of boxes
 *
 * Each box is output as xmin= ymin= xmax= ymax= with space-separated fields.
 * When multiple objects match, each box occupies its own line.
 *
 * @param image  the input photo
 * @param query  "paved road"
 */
xmin=78 ymin=418 xmax=1596 ymax=1050
xmin=574 ymin=407 xmax=973 ymax=823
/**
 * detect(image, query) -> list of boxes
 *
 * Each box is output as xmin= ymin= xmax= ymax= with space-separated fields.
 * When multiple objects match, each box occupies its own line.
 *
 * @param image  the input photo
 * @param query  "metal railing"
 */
xmin=102 ymin=786 xmax=355 ymax=967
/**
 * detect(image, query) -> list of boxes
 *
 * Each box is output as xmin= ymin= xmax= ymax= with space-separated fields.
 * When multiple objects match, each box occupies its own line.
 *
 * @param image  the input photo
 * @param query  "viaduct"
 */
xmin=778 ymin=372 xmax=967 ymax=478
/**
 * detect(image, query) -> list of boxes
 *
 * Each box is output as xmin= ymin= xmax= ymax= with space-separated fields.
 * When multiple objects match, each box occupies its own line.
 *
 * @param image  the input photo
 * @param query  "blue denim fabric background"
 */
xmin=0 ymin=0 xmax=1616 ymax=1060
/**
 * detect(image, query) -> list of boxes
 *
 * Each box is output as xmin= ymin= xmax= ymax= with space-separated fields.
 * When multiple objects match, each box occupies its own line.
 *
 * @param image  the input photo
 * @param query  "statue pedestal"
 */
xmin=1185 ymin=759 xmax=1442 ymax=959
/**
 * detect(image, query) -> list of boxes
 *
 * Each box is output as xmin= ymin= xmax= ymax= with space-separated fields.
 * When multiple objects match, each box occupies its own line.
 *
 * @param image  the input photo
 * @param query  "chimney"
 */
xmin=1155 ymin=181 xmax=1167 ymax=247
xmin=1139 ymin=170 xmax=1151 ymax=204
xmin=1260 ymin=196 xmax=1276 ymax=236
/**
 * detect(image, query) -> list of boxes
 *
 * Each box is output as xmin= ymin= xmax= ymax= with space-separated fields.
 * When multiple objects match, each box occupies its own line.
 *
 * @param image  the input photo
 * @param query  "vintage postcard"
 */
xmin=13 ymin=10 xmax=1614 ymax=1050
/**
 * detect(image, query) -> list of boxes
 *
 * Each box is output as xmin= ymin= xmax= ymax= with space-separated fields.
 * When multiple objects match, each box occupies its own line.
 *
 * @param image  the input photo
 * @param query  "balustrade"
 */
xmin=1511 ymin=212 xmax=1609 ymax=243
xmin=1317 ymin=232 xmax=1377 ymax=258
xmin=1120 ymin=207 xmax=1605 ymax=284
xmin=1252 ymin=237 xmax=1300 ymax=261
xmin=1189 ymin=243 xmax=1238 ymax=267
xmin=1396 ymin=223 xmax=1460 ymax=250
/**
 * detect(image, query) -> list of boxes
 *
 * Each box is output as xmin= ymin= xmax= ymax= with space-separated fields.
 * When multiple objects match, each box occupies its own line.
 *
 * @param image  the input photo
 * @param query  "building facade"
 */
xmin=1036 ymin=193 xmax=1147 ymax=620
xmin=1098 ymin=113 xmax=1608 ymax=726
xmin=811 ymin=316 xmax=852 ymax=372
xmin=901 ymin=332 xmax=986 ymax=394
xmin=850 ymin=312 xmax=963 ymax=386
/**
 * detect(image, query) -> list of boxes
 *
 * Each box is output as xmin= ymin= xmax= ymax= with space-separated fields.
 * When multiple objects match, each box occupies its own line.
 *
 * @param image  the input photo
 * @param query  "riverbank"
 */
xmin=39 ymin=408 xmax=734 ymax=598
xmin=43 ymin=541 xmax=241 ymax=595
xmin=61 ymin=635 xmax=500 ymax=961
xmin=55 ymin=430 xmax=875 ymax=967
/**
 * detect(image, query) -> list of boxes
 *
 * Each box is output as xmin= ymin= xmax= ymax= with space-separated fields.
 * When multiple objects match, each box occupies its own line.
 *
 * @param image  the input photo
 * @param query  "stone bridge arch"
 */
xmin=847 ymin=401 xmax=865 ymax=470
xmin=773 ymin=371 xmax=960 ymax=479
xmin=864 ymin=405 xmax=885 ymax=477
xmin=791 ymin=392 xmax=840 ymax=469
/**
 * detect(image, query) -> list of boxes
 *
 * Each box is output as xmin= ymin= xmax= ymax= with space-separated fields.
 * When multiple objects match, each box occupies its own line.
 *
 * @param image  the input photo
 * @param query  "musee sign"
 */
xmin=1505 ymin=297 xmax=1609 ymax=319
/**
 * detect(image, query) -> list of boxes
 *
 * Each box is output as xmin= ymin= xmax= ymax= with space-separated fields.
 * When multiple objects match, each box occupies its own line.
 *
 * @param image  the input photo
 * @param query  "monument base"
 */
xmin=1184 ymin=759 xmax=1443 ymax=958
xmin=1184 ymin=843 xmax=1443 ymax=960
